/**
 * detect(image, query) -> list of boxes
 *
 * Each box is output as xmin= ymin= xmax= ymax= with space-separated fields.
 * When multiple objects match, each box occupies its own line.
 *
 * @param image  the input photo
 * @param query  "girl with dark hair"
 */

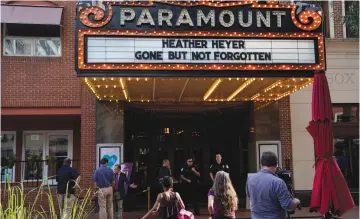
xmin=141 ymin=176 xmax=185 ymax=219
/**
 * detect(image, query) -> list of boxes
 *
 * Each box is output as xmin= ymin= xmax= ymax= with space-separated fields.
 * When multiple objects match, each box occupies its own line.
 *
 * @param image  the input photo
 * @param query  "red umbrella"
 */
xmin=307 ymin=71 xmax=355 ymax=216
xmin=311 ymin=73 xmax=333 ymax=121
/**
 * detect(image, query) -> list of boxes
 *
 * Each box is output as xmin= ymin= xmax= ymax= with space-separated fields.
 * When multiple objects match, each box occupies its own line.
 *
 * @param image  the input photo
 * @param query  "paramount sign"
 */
xmin=76 ymin=1 xmax=325 ymax=75
xmin=119 ymin=8 xmax=286 ymax=28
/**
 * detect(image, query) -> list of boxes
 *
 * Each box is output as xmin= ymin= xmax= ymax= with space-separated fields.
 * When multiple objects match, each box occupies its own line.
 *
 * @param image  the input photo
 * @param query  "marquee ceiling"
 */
xmin=83 ymin=77 xmax=313 ymax=110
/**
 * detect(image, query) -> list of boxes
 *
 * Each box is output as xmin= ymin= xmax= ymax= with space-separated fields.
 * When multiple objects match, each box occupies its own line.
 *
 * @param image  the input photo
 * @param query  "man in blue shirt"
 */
xmin=56 ymin=158 xmax=80 ymax=218
xmin=93 ymin=158 xmax=115 ymax=219
xmin=246 ymin=151 xmax=300 ymax=219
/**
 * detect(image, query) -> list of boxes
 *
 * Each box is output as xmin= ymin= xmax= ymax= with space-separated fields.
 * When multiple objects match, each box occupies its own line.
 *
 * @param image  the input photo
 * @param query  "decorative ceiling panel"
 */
xmin=83 ymin=77 xmax=313 ymax=110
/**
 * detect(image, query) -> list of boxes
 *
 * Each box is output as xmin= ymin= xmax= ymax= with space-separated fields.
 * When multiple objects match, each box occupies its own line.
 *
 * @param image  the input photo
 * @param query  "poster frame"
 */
xmin=255 ymin=141 xmax=282 ymax=171
xmin=96 ymin=143 xmax=124 ymax=168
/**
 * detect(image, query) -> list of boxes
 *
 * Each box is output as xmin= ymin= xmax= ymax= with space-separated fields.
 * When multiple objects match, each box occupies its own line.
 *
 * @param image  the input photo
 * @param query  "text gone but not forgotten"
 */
xmin=134 ymin=51 xmax=271 ymax=61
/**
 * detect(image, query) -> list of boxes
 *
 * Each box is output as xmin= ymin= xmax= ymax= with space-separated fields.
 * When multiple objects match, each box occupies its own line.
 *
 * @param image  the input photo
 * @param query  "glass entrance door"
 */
xmin=23 ymin=133 xmax=45 ymax=181
xmin=22 ymin=131 xmax=72 ymax=184
xmin=46 ymin=133 xmax=72 ymax=184
xmin=334 ymin=138 xmax=359 ymax=189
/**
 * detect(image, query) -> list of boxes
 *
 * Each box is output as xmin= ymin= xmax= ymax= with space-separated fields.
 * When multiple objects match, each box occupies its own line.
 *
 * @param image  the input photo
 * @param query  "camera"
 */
xmin=276 ymin=168 xmax=293 ymax=194
xmin=276 ymin=167 xmax=302 ymax=215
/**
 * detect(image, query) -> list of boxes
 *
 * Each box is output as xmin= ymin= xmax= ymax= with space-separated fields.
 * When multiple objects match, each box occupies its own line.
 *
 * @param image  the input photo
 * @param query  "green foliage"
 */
xmin=0 ymin=177 xmax=94 ymax=219
xmin=45 ymin=156 xmax=56 ymax=162
xmin=342 ymin=1 xmax=359 ymax=38
xmin=26 ymin=153 xmax=42 ymax=162
xmin=330 ymin=0 xmax=359 ymax=38
xmin=5 ymin=154 xmax=16 ymax=168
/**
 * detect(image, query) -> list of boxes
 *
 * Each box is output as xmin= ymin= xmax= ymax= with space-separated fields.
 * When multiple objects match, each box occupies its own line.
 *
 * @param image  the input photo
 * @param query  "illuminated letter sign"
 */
xmin=76 ymin=1 xmax=325 ymax=76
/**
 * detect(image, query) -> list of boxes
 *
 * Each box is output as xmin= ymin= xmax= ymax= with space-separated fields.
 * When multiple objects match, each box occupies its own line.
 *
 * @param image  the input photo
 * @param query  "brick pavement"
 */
xmin=88 ymin=207 xmax=359 ymax=219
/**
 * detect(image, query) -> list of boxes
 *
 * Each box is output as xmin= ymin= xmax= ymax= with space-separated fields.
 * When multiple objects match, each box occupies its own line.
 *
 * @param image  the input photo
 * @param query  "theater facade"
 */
xmin=74 ymin=0 xmax=326 ymax=204
xmin=4 ymin=0 xmax=357 ymax=209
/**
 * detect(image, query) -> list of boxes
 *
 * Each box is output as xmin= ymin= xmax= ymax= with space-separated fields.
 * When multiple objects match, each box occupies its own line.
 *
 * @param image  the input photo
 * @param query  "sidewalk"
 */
xmin=290 ymin=207 xmax=359 ymax=219
xmin=89 ymin=206 xmax=359 ymax=219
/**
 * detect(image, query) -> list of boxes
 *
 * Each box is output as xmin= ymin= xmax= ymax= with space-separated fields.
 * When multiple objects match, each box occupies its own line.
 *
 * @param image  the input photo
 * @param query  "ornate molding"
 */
xmin=78 ymin=2 xmax=113 ymax=28
xmin=291 ymin=4 xmax=322 ymax=31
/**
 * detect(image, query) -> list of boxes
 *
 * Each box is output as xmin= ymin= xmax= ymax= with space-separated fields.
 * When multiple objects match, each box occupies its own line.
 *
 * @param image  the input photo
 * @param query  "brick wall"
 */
xmin=1 ymin=1 xmax=81 ymax=107
xmin=80 ymin=87 xmax=97 ymax=189
xmin=1 ymin=0 xmax=97 ymax=191
xmin=278 ymin=96 xmax=294 ymax=174
xmin=333 ymin=0 xmax=344 ymax=38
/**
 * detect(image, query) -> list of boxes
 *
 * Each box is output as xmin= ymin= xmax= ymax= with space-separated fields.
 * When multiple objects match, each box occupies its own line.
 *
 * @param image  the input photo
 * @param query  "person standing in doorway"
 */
xmin=209 ymin=153 xmax=229 ymax=182
xmin=56 ymin=158 xmax=81 ymax=218
xmin=158 ymin=159 xmax=172 ymax=184
xmin=158 ymin=159 xmax=172 ymax=196
xmin=93 ymin=158 xmax=115 ymax=219
xmin=123 ymin=168 xmax=141 ymax=212
xmin=180 ymin=157 xmax=201 ymax=215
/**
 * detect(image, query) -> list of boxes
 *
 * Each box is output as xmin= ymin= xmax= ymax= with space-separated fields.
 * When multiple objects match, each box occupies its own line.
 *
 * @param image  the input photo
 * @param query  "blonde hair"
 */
xmin=211 ymin=171 xmax=238 ymax=216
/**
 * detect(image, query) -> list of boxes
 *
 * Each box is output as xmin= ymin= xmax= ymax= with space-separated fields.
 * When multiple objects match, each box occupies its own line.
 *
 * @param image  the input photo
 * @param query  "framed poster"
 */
xmin=256 ymin=141 xmax=282 ymax=170
xmin=97 ymin=143 xmax=124 ymax=170
xmin=120 ymin=163 xmax=134 ymax=194
xmin=120 ymin=163 xmax=133 ymax=181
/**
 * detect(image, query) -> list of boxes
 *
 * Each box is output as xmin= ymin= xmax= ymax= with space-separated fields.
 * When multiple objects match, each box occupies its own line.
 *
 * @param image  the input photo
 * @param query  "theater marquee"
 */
xmin=87 ymin=37 xmax=316 ymax=64
xmin=76 ymin=0 xmax=325 ymax=77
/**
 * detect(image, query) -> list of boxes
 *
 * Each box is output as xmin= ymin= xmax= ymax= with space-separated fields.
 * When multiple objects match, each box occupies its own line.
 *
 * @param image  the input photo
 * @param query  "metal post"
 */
xmin=147 ymin=187 xmax=151 ymax=211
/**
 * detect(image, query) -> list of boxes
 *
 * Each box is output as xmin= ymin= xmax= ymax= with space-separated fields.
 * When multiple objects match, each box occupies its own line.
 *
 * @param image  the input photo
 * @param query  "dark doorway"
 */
xmin=124 ymin=102 xmax=252 ymax=205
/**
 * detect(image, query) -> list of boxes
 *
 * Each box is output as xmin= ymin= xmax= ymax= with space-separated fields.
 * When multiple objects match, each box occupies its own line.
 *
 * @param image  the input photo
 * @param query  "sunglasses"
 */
xmin=187 ymin=160 xmax=193 ymax=163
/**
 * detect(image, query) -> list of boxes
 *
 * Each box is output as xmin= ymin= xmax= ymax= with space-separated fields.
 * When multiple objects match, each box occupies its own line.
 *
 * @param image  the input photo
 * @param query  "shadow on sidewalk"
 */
xmin=88 ymin=207 xmax=359 ymax=219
